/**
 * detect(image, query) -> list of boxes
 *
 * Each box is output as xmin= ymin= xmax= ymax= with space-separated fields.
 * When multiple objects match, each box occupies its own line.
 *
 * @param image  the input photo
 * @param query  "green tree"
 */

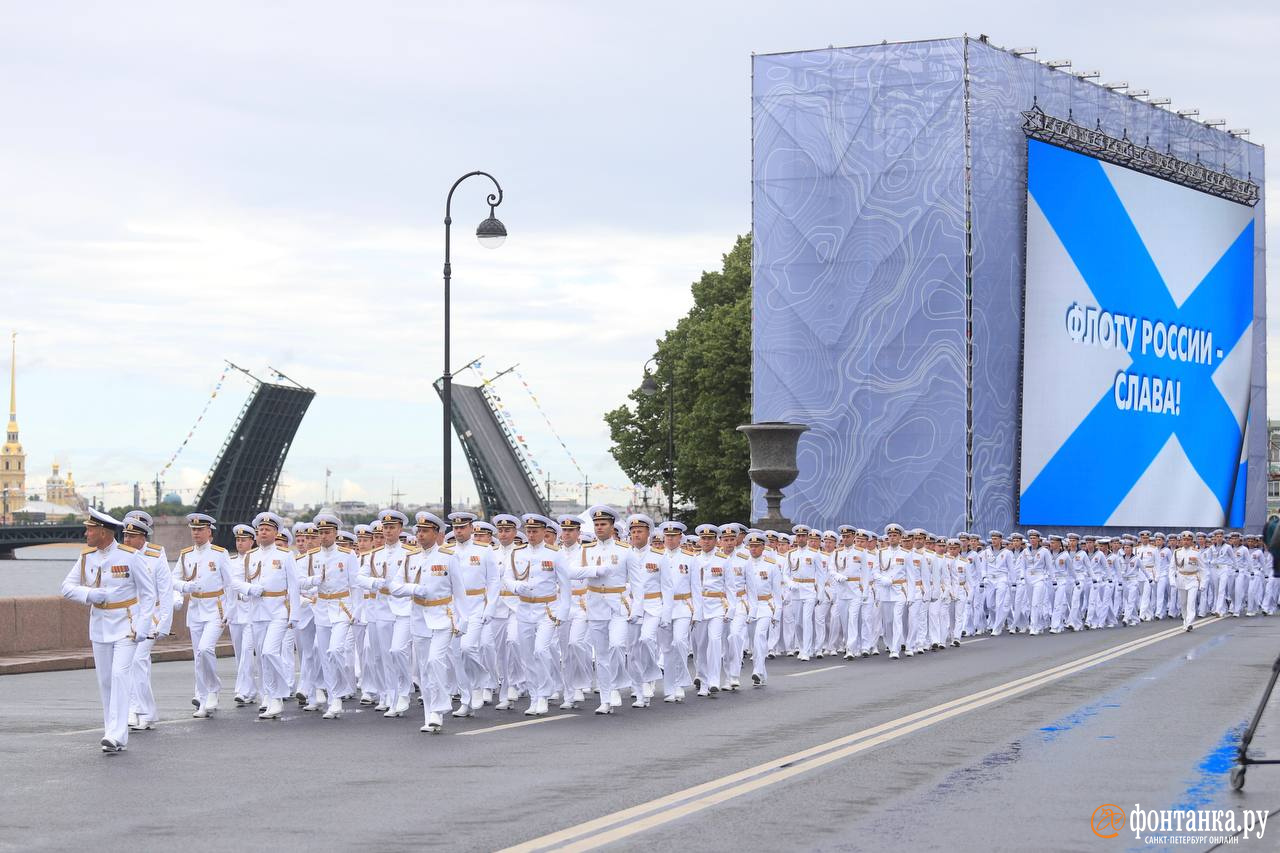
xmin=604 ymin=234 xmax=752 ymax=523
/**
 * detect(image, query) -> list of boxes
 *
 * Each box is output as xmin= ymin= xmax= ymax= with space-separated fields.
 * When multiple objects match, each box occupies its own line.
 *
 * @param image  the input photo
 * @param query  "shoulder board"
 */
xmin=308 ymin=547 xmax=321 ymax=555
xmin=764 ymin=554 xmax=777 ymax=564
xmin=180 ymin=546 xmax=194 ymax=555
xmin=247 ymin=547 xmax=259 ymax=555
xmin=405 ymin=545 xmax=422 ymax=554
xmin=371 ymin=545 xmax=384 ymax=554
xmin=144 ymin=545 xmax=162 ymax=557
xmin=651 ymin=545 xmax=665 ymax=554
xmin=581 ymin=540 xmax=598 ymax=549
xmin=544 ymin=543 xmax=559 ymax=552
xmin=681 ymin=546 xmax=697 ymax=556
xmin=80 ymin=546 xmax=94 ymax=555
xmin=211 ymin=545 xmax=227 ymax=553
xmin=513 ymin=542 xmax=527 ymax=550
xmin=338 ymin=546 xmax=355 ymax=554
xmin=118 ymin=544 xmax=137 ymax=553
xmin=735 ymin=549 xmax=748 ymax=559
xmin=439 ymin=545 xmax=455 ymax=555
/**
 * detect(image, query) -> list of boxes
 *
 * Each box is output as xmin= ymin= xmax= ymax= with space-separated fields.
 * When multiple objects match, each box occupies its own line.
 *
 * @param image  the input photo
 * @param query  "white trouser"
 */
xmin=699 ymin=616 xmax=726 ymax=687
xmin=880 ymin=600 xmax=905 ymax=653
xmin=589 ymin=617 xmax=629 ymax=698
xmin=515 ymin=615 xmax=558 ymax=702
xmin=813 ymin=599 xmax=830 ymax=652
xmin=781 ymin=599 xmax=799 ymax=653
xmin=129 ymin=637 xmax=156 ymax=721
xmin=1232 ymin=571 xmax=1249 ymax=615
xmin=189 ymin=620 xmax=223 ymax=699
xmin=859 ymin=599 xmax=878 ymax=652
xmin=662 ymin=616 xmax=693 ymax=693
xmin=990 ymin=582 xmax=1011 ymax=634
xmin=927 ymin=599 xmax=946 ymax=645
xmin=1011 ymin=583 xmax=1029 ymax=631
xmin=413 ymin=630 xmax=454 ymax=715
xmin=725 ymin=601 xmax=749 ymax=678
xmin=294 ymin=618 xmax=320 ymax=697
xmin=563 ymin=616 xmax=593 ymax=694
xmin=254 ymin=619 xmax=293 ymax=700
xmin=1048 ymin=582 xmax=1070 ymax=632
xmin=1153 ymin=576 xmax=1169 ymax=618
xmin=907 ymin=598 xmax=925 ymax=650
xmin=229 ymin=621 xmax=258 ymax=698
xmin=628 ymin=613 xmax=662 ymax=691
xmin=750 ymin=616 xmax=774 ymax=681
xmin=1247 ymin=573 xmax=1265 ymax=614
xmin=1123 ymin=579 xmax=1142 ymax=623
xmin=828 ymin=598 xmax=851 ymax=653
xmin=1179 ymin=587 xmax=1199 ymax=630
xmin=458 ymin=611 xmax=488 ymax=703
xmin=315 ymin=620 xmax=354 ymax=699
xmin=93 ymin=638 xmax=137 ymax=746
xmin=387 ymin=616 xmax=413 ymax=701
xmin=788 ymin=596 xmax=816 ymax=656
xmin=950 ymin=593 xmax=969 ymax=642
xmin=363 ymin=619 xmax=393 ymax=701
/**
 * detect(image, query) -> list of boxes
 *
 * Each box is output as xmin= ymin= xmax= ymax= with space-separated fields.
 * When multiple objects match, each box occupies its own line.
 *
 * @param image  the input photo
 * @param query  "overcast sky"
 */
xmin=3 ymin=0 xmax=1276 ymax=510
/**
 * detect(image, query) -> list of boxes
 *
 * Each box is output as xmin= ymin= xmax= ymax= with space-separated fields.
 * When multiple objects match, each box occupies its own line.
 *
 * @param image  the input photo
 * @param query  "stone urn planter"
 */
xmin=737 ymin=421 xmax=809 ymax=531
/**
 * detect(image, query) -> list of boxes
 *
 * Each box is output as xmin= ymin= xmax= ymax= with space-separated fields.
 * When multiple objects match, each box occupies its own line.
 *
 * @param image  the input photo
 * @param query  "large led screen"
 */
xmin=1019 ymin=138 xmax=1256 ymax=527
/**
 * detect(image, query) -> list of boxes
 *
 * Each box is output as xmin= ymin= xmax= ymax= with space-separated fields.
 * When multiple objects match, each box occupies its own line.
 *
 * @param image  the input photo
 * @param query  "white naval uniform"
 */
xmin=924 ymin=549 xmax=948 ymax=647
xmin=1173 ymin=546 xmax=1207 ymax=630
xmin=580 ymin=537 xmax=637 ymax=705
xmin=361 ymin=542 xmax=418 ymax=708
xmin=946 ymin=553 xmax=972 ymax=643
xmin=228 ymin=551 xmax=260 ymax=702
xmin=826 ymin=547 xmax=858 ymax=655
xmin=695 ymin=547 xmax=730 ymax=689
xmin=304 ymin=544 xmax=360 ymax=702
xmin=1024 ymin=546 xmax=1051 ymax=634
xmin=1047 ymin=549 xmax=1075 ymax=633
xmin=559 ymin=540 xmax=594 ymax=701
xmin=784 ymin=546 xmax=823 ymax=658
xmin=485 ymin=540 xmax=525 ymax=699
xmin=391 ymin=544 xmax=465 ymax=718
xmin=984 ymin=546 xmax=1013 ymax=635
xmin=173 ymin=542 xmax=242 ymax=704
xmin=724 ymin=548 xmax=751 ymax=679
xmin=129 ymin=541 xmax=173 ymax=725
xmin=628 ymin=545 xmax=665 ymax=697
xmin=61 ymin=542 xmax=156 ymax=746
xmin=291 ymin=548 xmax=321 ymax=700
xmin=452 ymin=537 xmax=501 ymax=706
xmin=744 ymin=552 xmax=784 ymax=683
xmin=659 ymin=546 xmax=697 ymax=696
xmin=875 ymin=547 xmax=910 ymax=655
xmin=505 ymin=542 xmax=597 ymax=706
xmin=244 ymin=543 xmax=300 ymax=701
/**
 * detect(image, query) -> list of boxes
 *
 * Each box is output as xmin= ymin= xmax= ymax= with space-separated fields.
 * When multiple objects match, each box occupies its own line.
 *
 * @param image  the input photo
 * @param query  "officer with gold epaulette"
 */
xmin=120 ymin=510 xmax=174 ymax=732
xmin=60 ymin=509 xmax=156 ymax=752
xmin=173 ymin=512 xmax=246 ymax=718
xmin=658 ymin=520 xmax=696 ymax=703
xmin=300 ymin=512 xmax=360 ymax=719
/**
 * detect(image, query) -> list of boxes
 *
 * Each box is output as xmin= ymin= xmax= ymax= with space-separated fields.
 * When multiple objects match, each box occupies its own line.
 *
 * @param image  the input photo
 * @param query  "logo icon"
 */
xmin=1092 ymin=804 xmax=1126 ymax=839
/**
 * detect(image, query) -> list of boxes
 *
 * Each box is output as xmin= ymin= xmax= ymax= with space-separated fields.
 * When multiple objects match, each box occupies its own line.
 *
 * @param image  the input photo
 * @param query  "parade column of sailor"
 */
xmin=243 ymin=512 xmax=300 ymax=720
xmin=446 ymin=510 xmax=499 ymax=717
xmin=61 ymin=509 xmax=156 ymax=753
xmin=658 ymin=520 xmax=696 ymax=702
xmin=390 ymin=512 xmax=464 ymax=732
xmin=228 ymin=523 xmax=261 ymax=708
xmin=626 ymin=513 xmax=662 ymax=708
xmin=1173 ymin=531 xmax=1207 ymax=632
xmin=173 ymin=512 xmax=245 ymax=718
xmin=120 ymin=510 xmax=174 ymax=732
xmin=556 ymin=515 xmax=594 ymax=709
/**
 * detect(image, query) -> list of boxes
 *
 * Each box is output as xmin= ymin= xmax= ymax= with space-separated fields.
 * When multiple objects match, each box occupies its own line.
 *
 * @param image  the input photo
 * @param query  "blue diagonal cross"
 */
xmin=1020 ymin=140 xmax=1254 ymax=525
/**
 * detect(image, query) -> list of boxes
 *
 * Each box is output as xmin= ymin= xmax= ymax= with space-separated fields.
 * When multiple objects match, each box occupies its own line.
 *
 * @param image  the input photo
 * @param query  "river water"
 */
xmin=2 ymin=544 xmax=99 ymax=597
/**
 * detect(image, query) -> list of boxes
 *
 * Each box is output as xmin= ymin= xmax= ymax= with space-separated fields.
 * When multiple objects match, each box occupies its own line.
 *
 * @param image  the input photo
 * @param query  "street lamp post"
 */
xmin=442 ymin=171 xmax=506 ymax=516
xmin=640 ymin=357 xmax=675 ymax=518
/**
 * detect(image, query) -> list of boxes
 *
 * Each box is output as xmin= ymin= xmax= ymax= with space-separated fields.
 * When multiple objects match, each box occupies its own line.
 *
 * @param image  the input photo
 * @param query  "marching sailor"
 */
xmin=301 ymin=513 xmax=360 ymax=719
xmin=580 ymin=505 xmax=636 ymax=715
xmin=446 ymin=510 xmax=500 ymax=717
xmin=244 ymin=512 xmax=300 ymax=720
xmin=121 ymin=511 xmax=174 ymax=732
xmin=60 ymin=509 xmax=156 ymax=753
xmin=228 ymin=523 xmax=261 ymax=708
xmin=743 ymin=531 xmax=783 ymax=685
xmin=173 ymin=512 xmax=244 ymax=718
xmin=658 ymin=521 xmax=696 ymax=703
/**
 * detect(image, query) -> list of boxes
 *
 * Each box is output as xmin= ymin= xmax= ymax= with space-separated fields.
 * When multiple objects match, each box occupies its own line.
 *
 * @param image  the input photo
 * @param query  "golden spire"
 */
xmin=8 ymin=332 xmax=15 ymax=423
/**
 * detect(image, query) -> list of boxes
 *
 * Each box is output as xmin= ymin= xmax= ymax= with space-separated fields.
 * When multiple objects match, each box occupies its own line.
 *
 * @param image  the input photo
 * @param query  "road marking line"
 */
xmin=500 ymin=618 xmax=1220 ymax=852
xmin=455 ymin=714 xmax=577 ymax=736
xmin=785 ymin=665 xmax=844 ymax=678
xmin=960 ymin=637 xmax=988 ymax=645
xmin=55 ymin=716 xmax=203 ymax=736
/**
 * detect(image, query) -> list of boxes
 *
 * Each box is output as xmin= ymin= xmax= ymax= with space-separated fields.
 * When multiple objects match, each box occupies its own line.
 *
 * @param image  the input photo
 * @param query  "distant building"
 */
xmin=1 ymin=333 xmax=26 ymax=522
xmin=45 ymin=462 xmax=85 ymax=509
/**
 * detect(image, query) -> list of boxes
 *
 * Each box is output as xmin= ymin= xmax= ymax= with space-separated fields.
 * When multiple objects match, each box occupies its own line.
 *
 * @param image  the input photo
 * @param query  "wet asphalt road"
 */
xmin=1 ymin=615 xmax=1278 ymax=852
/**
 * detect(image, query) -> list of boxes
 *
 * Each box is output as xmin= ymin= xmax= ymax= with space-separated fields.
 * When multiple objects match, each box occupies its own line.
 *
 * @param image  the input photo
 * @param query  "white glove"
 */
xmin=86 ymin=589 xmax=108 ymax=605
xmin=249 ymin=584 xmax=265 ymax=597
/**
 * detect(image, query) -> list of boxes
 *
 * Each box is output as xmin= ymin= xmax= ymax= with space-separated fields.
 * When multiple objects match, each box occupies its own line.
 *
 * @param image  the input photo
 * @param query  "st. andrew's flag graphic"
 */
xmin=1018 ymin=139 xmax=1256 ymax=528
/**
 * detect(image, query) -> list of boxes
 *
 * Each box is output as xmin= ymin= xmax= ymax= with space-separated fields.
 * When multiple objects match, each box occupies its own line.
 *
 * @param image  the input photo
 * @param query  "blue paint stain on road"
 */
xmin=1171 ymin=722 xmax=1247 ymax=813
